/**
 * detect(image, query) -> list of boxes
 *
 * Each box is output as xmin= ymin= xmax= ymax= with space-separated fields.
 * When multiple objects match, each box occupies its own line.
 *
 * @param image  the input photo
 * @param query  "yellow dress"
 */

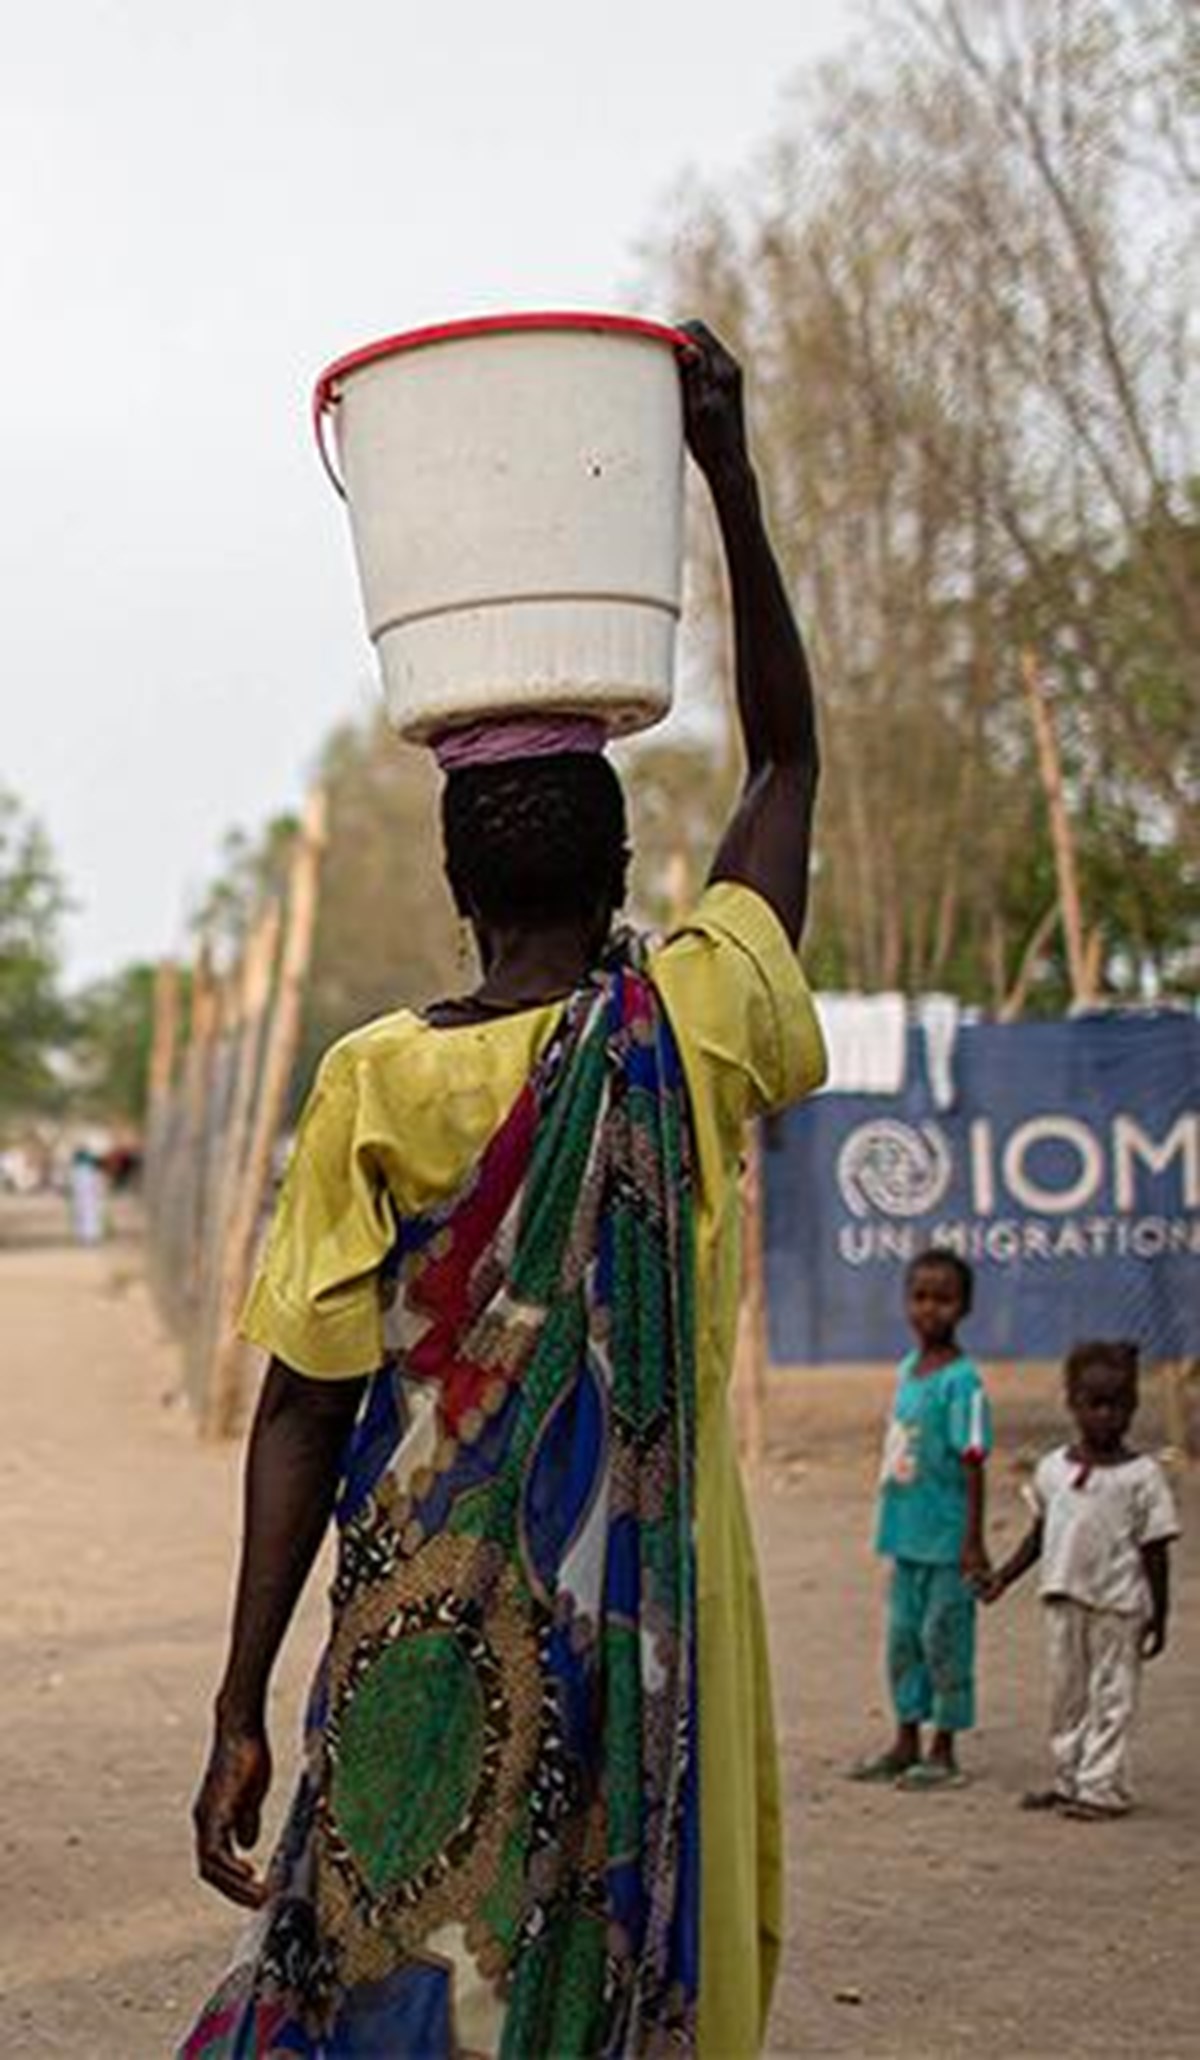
xmin=242 ymin=881 xmax=827 ymax=2056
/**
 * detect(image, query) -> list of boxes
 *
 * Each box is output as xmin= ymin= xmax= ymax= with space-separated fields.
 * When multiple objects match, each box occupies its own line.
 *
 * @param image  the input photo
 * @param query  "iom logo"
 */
xmin=838 ymin=1120 xmax=953 ymax=1220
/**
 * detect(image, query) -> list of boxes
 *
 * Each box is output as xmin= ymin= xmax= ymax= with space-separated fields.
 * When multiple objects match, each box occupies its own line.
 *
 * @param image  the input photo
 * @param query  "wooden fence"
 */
xmin=143 ymin=791 xmax=326 ymax=1435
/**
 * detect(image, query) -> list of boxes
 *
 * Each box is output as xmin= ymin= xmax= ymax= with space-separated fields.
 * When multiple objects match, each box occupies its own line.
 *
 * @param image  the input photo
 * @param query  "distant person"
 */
xmin=67 ymin=1145 xmax=106 ymax=1246
xmin=104 ymin=1141 xmax=142 ymax=1192
xmin=180 ymin=323 xmax=826 ymax=2058
xmin=851 ymin=1249 xmax=991 ymax=1788
xmin=983 ymin=1340 xmax=1178 ymax=1818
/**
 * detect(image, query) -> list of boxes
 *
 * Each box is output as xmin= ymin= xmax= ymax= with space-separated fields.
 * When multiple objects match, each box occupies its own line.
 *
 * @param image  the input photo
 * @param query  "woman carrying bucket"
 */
xmin=182 ymin=320 xmax=825 ymax=2058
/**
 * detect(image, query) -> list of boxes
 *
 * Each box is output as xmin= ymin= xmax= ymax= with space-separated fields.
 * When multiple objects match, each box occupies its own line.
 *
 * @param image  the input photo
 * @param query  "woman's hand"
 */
xmin=678 ymin=320 xmax=750 ymax=485
xmin=192 ymin=1721 xmax=273 ymax=1908
xmin=190 ymin=1358 xmax=365 ymax=1909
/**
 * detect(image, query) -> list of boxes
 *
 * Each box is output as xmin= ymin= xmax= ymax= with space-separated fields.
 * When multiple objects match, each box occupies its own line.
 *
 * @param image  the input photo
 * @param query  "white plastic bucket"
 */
xmin=313 ymin=312 xmax=688 ymax=743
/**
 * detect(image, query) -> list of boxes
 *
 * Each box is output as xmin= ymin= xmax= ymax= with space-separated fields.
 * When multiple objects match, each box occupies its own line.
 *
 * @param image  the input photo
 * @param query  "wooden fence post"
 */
xmin=146 ymin=961 xmax=180 ymax=1130
xmin=1020 ymin=649 xmax=1095 ymax=1007
xmin=1160 ymin=1358 xmax=1199 ymax=1463
xmin=152 ymin=944 xmax=218 ymax=1346
xmin=143 ymin=959 xmax=180 ymax=1218
xmin=204 ymin=791 xmax=327 ymax=1437
xmin=190 ymin=900 xmax=283 ymax=1396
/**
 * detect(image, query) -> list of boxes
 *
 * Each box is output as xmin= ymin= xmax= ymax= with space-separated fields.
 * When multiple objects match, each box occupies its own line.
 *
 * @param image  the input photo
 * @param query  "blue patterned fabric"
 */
xmin=181 ymin=948 xmax=700 ymax=2058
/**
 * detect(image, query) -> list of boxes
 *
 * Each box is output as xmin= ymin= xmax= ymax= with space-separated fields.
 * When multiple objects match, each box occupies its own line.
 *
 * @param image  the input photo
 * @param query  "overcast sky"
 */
xmin=2 ymin=0 xmax=856 ymax=981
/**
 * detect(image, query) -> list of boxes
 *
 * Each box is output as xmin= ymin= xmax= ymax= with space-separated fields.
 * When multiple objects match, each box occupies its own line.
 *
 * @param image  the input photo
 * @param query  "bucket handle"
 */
xmin=312 ymin=376 xmax=347 ymax=500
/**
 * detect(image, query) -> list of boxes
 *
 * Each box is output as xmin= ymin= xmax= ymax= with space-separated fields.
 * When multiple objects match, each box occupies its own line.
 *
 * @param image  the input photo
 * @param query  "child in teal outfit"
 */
xmin=853 ymin=1249 xmax=992 ymax=1788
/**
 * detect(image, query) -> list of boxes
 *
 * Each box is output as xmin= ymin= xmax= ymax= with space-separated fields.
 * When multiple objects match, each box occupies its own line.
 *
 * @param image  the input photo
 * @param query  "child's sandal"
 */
xmin=846 ymin=1752 xmax=915 ymax=1783
xmin=896 ymin=1760 xmax=968 ymax=1790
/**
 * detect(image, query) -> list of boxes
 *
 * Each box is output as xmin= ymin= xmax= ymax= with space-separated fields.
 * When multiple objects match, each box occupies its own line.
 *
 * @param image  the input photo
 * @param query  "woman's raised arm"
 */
xmin=680 ymin=320 xmax=819 ymax=946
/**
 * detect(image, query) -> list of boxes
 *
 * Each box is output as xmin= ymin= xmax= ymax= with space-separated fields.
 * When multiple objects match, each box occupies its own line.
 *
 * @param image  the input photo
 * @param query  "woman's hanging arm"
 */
xmin=192 ymin=1358 xmax=367 ymax=1906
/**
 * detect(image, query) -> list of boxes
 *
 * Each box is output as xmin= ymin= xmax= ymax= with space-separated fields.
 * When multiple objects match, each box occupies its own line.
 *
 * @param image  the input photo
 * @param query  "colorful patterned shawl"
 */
xmin=182 ymin=946 xmax=699 ymax=2058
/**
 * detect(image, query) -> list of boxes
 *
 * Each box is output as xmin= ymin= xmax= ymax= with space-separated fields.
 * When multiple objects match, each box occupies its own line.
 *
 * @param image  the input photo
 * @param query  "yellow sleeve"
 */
xmin=238 ymin=1042 xmax=396 ymax=1379
xmin=650 ymin=880 xmax=827 ymax=1167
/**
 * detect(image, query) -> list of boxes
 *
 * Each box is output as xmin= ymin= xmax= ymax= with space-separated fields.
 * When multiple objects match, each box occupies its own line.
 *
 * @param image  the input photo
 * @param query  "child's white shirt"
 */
xmin=1028 ymin=1447 xmax=1179 ymax=1615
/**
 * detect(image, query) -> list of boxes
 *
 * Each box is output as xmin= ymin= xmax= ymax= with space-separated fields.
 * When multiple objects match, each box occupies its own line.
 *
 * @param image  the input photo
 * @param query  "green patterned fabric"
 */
xmin=181 ymin=944 xmax=701 ymax=2058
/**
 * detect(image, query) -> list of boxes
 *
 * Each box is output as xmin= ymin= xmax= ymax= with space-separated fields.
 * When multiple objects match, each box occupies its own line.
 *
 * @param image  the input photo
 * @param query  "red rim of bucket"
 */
xmin=312 ymin=310 xmax=693 ymax=495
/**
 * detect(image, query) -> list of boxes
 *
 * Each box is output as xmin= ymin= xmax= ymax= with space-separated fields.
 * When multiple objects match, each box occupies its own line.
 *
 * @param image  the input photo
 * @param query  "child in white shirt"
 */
xmin=985 ymin=1340 xmax=1178 ymax=1819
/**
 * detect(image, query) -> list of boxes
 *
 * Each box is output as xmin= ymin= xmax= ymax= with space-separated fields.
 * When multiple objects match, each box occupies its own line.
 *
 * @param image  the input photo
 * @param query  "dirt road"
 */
xmin=1 ymin=1195 xmax=1196 ymax=2056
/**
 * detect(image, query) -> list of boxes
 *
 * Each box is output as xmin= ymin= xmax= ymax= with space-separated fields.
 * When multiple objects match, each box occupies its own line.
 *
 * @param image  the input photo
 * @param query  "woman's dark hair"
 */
xmin=906 ymin=1246 xmax=974 ymax=1314
xmin=1064 ymin=1339 xmax=1140 ymax=1401
xmin=441 ymin=753 xmax=629 ymax=928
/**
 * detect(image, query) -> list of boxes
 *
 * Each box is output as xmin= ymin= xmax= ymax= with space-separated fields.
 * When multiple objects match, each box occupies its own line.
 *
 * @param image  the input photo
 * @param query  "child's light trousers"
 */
xmin=1045 ymin=1597 xmax=1142 ymax=1812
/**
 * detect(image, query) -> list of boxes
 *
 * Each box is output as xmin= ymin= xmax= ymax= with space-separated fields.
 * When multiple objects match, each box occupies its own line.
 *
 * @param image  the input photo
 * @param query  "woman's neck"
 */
xmin=472 ymin=918 xmax=607 ymax=1008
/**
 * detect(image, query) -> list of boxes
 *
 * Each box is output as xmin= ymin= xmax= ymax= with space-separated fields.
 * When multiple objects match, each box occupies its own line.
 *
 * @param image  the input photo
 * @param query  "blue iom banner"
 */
xmin=764 ymin=1010 xmax=1200 ymax=1364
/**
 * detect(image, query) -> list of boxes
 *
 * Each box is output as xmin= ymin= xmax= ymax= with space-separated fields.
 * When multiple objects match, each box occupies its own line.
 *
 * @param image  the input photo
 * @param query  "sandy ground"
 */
xmin=0 ymin=1192 xmax=1197 ymax=2058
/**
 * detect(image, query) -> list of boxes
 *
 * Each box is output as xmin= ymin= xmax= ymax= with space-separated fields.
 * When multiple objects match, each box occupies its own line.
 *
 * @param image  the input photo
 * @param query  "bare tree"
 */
xmin=643 ymin=0 xmax=1199 ymax=1006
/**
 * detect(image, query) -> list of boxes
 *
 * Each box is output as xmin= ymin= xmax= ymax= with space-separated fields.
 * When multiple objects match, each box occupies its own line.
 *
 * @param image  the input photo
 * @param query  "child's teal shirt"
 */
xmin=874 ymin=1352 xmax=991 ymax=1565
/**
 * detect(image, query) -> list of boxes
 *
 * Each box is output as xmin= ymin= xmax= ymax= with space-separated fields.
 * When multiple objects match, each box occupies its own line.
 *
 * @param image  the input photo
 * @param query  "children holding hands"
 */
xmin=852 ymin=1288 xmax=1179 ymax=1815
